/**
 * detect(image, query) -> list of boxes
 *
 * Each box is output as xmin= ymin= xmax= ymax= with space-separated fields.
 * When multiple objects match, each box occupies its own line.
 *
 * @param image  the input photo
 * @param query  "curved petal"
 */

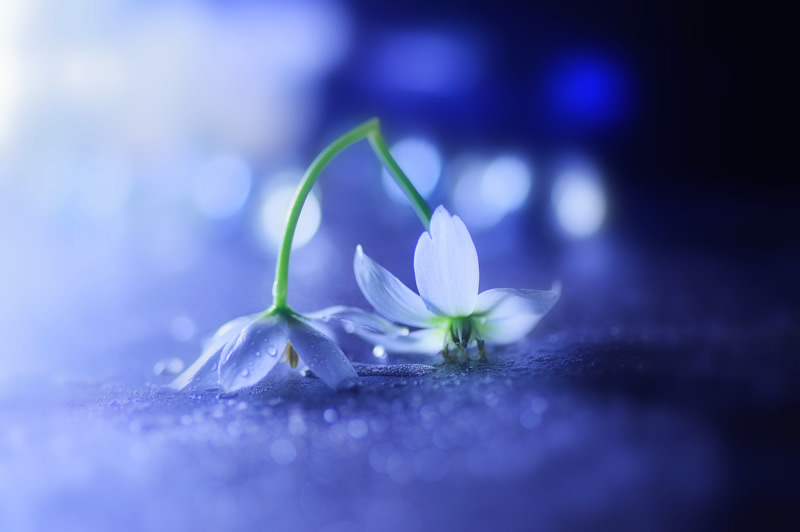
xmin=474 ymin=284 xmax=560 ymax=344
xmin=218 ymin=316 xmax=288 ymax=392
xmin=414 ymin=206 xmax=479 ymax=316
xmin=353 ymin=327 xmax=447 ymax=356
xmin=309 ymin=305 xmax=411 ymax=335
xmin=353 ymin=245 xmax=437 ymax=327
xmin=287 ymin=318 xmax=358 ymax=390
xmin=170 ymin=313 xmax=257 ymax=390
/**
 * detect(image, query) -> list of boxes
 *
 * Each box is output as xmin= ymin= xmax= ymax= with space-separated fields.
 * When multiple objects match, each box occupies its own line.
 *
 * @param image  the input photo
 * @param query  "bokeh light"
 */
xmin=193 ymin=154 xmax=252 ymax=219
xmin=258 ymin=176 xmax=322 ymax=251
xmin=367 ymin=31 xmax=482 ymax=95
xmin=74 ymin=150 xmax=134 ymax=221
xmin=544 ymin=51 xmax=632 ymax=128
xmin=481 ymin=155 xmax=533 ymax=213
xmin=552 ymin=160 xmax=607 ymax=238
xmin=452 ymin=154 xmax=533 ymax=229
xmin=0 ymin=0 xmax=26 ymax=150
xmin=381 ymin=138 xmax=442 ymax=203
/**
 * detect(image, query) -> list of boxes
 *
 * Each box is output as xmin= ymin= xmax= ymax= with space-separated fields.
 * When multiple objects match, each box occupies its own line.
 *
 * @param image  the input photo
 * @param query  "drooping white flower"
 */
xmin=171 ymin=310 xmax=358 ymax=392
xmin=350 ymin=205 xmax=560 ymax=359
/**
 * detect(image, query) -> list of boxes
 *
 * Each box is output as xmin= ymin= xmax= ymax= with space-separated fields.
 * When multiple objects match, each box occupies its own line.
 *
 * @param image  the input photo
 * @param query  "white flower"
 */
xmin=171 ymin=310 xmax=359 ymax=392
xmin=350 ymin=206 xmax=560 ymax=359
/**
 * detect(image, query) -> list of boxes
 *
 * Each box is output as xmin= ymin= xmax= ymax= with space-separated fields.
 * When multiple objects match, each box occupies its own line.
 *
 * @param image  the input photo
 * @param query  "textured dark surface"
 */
xmin=2 ymin=245 xmax=798 ymax=532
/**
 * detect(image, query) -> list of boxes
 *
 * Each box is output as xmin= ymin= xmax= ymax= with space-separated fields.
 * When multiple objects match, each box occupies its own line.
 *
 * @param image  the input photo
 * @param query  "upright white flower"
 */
xmin=351 ymin=206 xmax=560 ymax=359
xmin=171 ymin=310 xmax=358 ymax=392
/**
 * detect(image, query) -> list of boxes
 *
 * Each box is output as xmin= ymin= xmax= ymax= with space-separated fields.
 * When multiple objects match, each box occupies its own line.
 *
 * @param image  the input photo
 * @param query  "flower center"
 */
xmin=442 ymin=318 xmax=488 ymax=362
xmin=449 ymin=318 xmax=473 ymax=349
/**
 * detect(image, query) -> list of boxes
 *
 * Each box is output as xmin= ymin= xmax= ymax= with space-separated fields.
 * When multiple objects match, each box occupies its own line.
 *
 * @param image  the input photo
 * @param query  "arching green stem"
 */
xmin=367 ymin=131 xmax=432 ymax=228
xmin=270 ymin=118 xmax=432 ymax=311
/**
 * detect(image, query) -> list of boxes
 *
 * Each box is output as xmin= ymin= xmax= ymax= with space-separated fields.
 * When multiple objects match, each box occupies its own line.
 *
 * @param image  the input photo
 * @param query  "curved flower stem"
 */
xmin=367 ymin=131 xmax=432 ymax=229
xmin=270 ymin=118 xmax=432 ymax=311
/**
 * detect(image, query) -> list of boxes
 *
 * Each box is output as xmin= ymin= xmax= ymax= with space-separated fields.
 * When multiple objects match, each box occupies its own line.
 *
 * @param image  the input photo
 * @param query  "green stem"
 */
xmin=270 ymin=118 xmax=433 ymax=311
xmin=367 ymin=131 xmax=432 ymax=228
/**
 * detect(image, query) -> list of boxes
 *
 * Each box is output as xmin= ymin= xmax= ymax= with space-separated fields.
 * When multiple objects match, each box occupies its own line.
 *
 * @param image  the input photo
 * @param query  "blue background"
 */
xmin=0 ymin=1 xmax=796 ymax=531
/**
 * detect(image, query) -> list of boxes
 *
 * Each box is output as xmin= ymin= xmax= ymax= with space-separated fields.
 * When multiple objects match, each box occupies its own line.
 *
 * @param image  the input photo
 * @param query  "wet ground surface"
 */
xmin=1 ymin=233 xmax=799 ymax=531
xmin=3 ymin=319 xmax=799 ymax=532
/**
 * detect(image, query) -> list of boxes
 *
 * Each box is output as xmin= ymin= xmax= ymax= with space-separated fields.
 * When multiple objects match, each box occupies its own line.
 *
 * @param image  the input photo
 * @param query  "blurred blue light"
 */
xmin=552 ymin=161 xmax=607 ymax=238
xmin=169 ymin=314 xmax=197 ymax=343
xmin=369 ymin=32 xmax=481 ymax=95
xmin=77 ymin=151 xmax=134 ymax=221
xmin=193 ymin=154 xmax=252 ymax=219
xmin=257 ymin=175 xmax=321 ymax=251
xmin=381 ymin=138 xmax=442 ymax=203
xmin=481 ymin=155 xmax=533 ymax=213
xmin=0 ymin=24 xmax=23 ymax=148
xmin=144 ymin=213 xmax=203 ymax=272
xmin=452 ymin=154 xmax=533 ymax=229
xmin=545 ymin=52 xmax=631 ymax=127
xmin=453 ymin=157 xmax=494 ymax=228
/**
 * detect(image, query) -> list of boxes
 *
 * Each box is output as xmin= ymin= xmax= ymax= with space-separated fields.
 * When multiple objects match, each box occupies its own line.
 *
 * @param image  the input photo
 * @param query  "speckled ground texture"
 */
xmin=1 ymin=242 xmax=798 ymax=532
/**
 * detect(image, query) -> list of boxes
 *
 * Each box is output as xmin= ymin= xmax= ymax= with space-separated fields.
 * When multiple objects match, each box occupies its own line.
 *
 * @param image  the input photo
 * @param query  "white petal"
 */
xmin=170 ymin=313 xmax=257 ymax=390
xmin=309 ymin=305 xmax=411 ymax=335
xmin=414 ymin=206 xmax=479 ymax=316
xmin=288 ymin=318 xmax=358 ymax=390
xmin=353 ymin=245 xmax=437 ymax=327
xmin=262 ymin=358 xmax=307 ymax=384
xmin=218 ymin=316 xmax=288 ymax=392
xmin=474 ymin=284 xmax=560 ymax=344
xmin=354 ymin=327 xmax=447 ymax=356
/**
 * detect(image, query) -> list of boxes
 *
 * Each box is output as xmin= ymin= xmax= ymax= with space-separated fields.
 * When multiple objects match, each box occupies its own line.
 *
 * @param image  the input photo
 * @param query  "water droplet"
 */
xmin=343 ymin=322 xmax=356 ymax=334
xmin=254 ymin=351 xmax=261 ymax=357
xmin=240 ymin=368 xmax=249 ymax=377
xmin=373 ymin=345 xmax=387 ymax=359
xmin=266 ymin=345 xmax=278 ymax=357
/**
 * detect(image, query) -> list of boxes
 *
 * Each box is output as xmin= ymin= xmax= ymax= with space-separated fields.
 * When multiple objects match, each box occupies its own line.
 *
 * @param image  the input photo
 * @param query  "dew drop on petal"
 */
xmin=240 ymin=368 xmax=249 ymax=377
xmin=266 ymin=345 xmax=278 ymax=357
xmin=343 ymin=322 xmax=356 ymax=334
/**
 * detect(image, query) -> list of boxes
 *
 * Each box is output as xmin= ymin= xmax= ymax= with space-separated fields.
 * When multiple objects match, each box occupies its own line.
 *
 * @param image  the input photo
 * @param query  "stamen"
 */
xmin=285 ymin=341 xmax=299 ymax=369
xmin=477 ymin=338 xmax=488 ymax=361
xmin=441 ymin=343 xmax=454 ymax=361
